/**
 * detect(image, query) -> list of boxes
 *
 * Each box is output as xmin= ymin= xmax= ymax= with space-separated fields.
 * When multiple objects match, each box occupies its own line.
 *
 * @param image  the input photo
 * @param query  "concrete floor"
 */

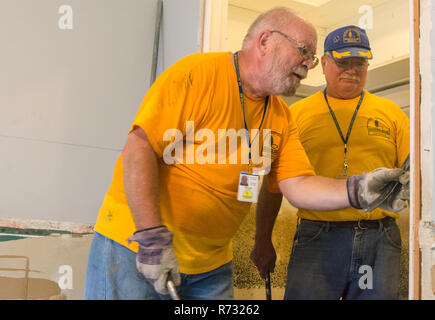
xmin=0 ymin=234 xmax=91 ymax=300
xmin=0 ymin=200 xmax=410 ymax=300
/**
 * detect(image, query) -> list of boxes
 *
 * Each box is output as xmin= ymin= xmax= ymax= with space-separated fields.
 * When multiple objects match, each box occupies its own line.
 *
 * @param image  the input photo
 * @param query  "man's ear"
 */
xmin=257 ymin=30 xmax=273 ymax=56
xmin=321 ymin=55 xmax=327 ymax=75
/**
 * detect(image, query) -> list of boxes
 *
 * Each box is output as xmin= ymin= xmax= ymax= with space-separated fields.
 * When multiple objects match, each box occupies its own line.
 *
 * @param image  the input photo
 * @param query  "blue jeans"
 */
xmin=84 ymin=232 xmax=234 ymax=300
xmin=284 ymin=219 xmax=402 ymax=300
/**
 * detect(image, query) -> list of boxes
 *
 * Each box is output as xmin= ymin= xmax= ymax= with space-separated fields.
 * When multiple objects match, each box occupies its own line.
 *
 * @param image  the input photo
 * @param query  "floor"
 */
xmin=0 ymin=201 xmax=410 ymax=300
xmin=0 ymin=232 xmax=281 ymax=300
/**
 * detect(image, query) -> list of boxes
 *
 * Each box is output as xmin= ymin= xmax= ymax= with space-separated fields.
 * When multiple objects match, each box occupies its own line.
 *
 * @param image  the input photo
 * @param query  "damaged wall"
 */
xmin=417 ymin=0 xmax=435 ymax=299
xmin=0 ymin=219 xmax=93 ymax=299
xmin=0 ymin=233 xmax=92 ymax=300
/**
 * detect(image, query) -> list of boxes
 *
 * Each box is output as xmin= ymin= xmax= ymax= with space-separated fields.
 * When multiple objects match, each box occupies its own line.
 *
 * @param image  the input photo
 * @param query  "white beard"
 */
xmin=266 ymin=47 xmax=304 ymax=97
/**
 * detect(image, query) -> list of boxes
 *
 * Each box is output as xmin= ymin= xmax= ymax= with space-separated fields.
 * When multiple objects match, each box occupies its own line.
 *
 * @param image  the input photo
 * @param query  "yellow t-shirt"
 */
xmin=289 ymin=90 xmax=410 ymax=221
xmin=94 ymin=52 xmax=314 ymax=274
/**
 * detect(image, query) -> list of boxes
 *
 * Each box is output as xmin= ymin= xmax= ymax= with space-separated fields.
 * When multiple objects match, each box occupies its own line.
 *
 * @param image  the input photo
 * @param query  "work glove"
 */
xmin=347 ymin=168 xmax=409 ymax=213
xmin=398 ymin=170 xmax=410 ymax=200
xmin=128 ymin=225 xmax=181 ymax=295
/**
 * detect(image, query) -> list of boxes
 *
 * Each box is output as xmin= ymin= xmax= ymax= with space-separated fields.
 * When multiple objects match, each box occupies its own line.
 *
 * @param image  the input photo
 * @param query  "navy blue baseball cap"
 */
xmin=324 ymin=25 xmax=372 ymax=60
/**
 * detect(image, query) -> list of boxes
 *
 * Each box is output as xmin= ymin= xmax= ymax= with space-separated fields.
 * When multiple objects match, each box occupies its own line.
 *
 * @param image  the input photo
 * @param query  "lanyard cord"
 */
xmin=234 ymin=51 xmax=269 ymax=164
xmin=323 ymin=89 xmax=364 ymax=155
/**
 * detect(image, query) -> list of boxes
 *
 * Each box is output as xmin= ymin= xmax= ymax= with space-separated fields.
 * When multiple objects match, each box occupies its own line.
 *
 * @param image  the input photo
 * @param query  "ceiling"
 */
xmin=228 ymin=0 xmax=391 ymax=29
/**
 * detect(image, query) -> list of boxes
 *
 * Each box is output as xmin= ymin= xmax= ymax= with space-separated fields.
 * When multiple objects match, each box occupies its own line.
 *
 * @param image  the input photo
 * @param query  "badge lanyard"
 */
xmin=234 ymin=51 xmax=269 ymax=173
xmin=323 ymin=89 xmax=364 ymax=177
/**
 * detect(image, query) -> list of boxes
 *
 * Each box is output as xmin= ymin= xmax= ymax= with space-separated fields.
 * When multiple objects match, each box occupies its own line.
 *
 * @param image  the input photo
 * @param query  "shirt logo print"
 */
xmin=367 ymin=118 xmax=390 ymax=138
xmin=262 ymin=131 xmax=281 ymax=161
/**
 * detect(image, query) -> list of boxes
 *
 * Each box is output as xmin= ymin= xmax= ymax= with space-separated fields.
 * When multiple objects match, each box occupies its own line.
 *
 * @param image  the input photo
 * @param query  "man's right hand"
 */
xmin=128 ymin=225 xmax=181 ymax=295
xmin=250 ymin=239 xmax=277 ymax=279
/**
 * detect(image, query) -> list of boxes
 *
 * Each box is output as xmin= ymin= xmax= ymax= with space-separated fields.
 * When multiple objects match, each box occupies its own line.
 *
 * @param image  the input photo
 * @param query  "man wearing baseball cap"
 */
xmin=251 ymin=25 xmax=409 ymax=299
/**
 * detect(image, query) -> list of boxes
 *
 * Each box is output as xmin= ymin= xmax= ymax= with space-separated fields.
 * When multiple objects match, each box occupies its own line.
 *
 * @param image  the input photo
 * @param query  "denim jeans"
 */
xmin=284 ymin=219 xmax=402 ymax=300
xmin=84 ymin=232 xmax=234 ymax=300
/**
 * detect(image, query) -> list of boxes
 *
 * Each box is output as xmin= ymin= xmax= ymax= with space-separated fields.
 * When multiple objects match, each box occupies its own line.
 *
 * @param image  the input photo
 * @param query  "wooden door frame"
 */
xmin=411 ymin=0 xmax=421 ymax=300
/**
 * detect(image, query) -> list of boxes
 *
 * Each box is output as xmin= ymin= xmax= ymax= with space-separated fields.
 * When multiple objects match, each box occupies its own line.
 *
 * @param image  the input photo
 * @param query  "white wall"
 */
xmin=202 ymin=0 xmax=229 ymax=52
xmin=0 ymin=0 xmax=204 ymax=224
xmin=157 ymin=0 xmax=205 ymax=74
xmin=416 ymin=0 xmax=435 ymax=300
xmin=419 ymin=0 xmax=434 ymax=224
xmin=327 ymin=0 xmax=410 ymax=68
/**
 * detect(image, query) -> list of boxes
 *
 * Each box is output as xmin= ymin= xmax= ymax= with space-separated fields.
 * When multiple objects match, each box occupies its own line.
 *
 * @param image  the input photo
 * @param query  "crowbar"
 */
xmin=265 ymin=273 xmax=271 ymax=300
xmin=167 ymin=279 xmax=181 ymax=300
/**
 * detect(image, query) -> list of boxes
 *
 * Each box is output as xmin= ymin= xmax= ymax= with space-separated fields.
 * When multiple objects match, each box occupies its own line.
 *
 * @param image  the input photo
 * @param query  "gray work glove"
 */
xmin=128 ymin=225 xmax=181 ymax=295
xmin=347 ymin=168 xmax=408 ymax=213
xmin=398 ymin=170 xmax=410 ymax=200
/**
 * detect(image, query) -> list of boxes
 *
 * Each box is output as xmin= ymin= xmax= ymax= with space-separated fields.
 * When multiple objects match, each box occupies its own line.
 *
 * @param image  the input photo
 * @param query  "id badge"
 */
xmin=237 ymin=172 xmax=259 ymax=203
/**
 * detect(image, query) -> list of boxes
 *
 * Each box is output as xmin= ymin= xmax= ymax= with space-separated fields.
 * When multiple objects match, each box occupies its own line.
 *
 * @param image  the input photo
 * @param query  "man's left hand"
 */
xmin=347 ymin=168 xmax=409 ymax=213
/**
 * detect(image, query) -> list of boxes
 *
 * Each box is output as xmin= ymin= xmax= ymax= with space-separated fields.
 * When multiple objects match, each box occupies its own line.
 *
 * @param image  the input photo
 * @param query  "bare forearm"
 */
xmin=250 ymin=180 xmax=282 ymax=278
xmin=278 ymin=176 xmax=349 ymax=211
xmin=255 ymin=181 xmax=283 ymax=241
xmin=122 ymin=127 xmax=161 ymax=230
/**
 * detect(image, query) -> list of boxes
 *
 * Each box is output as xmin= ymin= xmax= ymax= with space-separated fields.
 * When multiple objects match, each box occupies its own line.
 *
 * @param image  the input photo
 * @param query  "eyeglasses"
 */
xmin=270 ymin=30 xmax=319 ymax=68
xmin=326 ymin=54 xmax=369 ymax=70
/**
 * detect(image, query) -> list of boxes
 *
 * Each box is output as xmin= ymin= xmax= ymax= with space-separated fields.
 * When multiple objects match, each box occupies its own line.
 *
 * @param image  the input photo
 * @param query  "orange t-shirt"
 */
xmin=289 ymin=91 xmax=410 ymax=221
xmin=94 ymin=52 xmax=314 ymax=274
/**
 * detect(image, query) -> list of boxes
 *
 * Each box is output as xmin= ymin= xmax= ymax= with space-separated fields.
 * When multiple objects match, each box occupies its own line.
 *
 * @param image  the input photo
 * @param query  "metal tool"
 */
xmin=265 ymin=273 xmax=272 ymax=300
xmin=365 ymin=154 xmax=410 ymax=212
xmin=167 ymin=279 xmax=181 ymax=300
xmin=150 ymin=0 xmax=163 ymax=86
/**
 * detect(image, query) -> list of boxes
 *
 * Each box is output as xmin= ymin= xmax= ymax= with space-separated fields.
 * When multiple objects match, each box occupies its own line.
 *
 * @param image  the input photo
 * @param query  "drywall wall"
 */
xmin=157 ymin=0 xmax=205 ymax=73
xmin=326 ymin=0 xmax=410 ymax=68
xmin=0 ymin=0 xmax=204 ymax=224
xmin=0 ymin=0 xmax=158 ymax=224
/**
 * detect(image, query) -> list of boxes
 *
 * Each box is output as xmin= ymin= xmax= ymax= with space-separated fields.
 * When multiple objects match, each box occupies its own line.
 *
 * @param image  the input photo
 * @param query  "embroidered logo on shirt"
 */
xmin=262 ymin=131 xmax=282 ymax=161
xmin=367 ymin=118 xmax=390 ymax=138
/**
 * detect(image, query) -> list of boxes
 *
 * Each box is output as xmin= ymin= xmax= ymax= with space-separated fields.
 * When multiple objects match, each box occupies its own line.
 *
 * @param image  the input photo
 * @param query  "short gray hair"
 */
xmin=242 ymin=7 xmax=296 ymax=49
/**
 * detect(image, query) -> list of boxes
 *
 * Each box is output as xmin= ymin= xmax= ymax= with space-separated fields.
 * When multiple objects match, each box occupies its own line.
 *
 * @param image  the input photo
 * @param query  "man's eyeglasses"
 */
xmin=325 ymin=53 xmax=369 ymax=70
xmin=333 ymin=59 xmax=369 ymax=70
xmin=270 ymin=30 xmax=319 ymax=68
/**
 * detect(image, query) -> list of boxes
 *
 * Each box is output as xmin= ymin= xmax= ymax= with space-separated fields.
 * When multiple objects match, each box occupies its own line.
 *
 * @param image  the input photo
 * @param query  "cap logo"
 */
xmin=333 ymin=36 xmax=340 ymax=43
xmin=332 ymin=51 xmax=351 ymax=59
xmin=359 ymin=51 xmax=372 ymax=58
xmin=343 ymin=27 xmax=361 ymax=44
